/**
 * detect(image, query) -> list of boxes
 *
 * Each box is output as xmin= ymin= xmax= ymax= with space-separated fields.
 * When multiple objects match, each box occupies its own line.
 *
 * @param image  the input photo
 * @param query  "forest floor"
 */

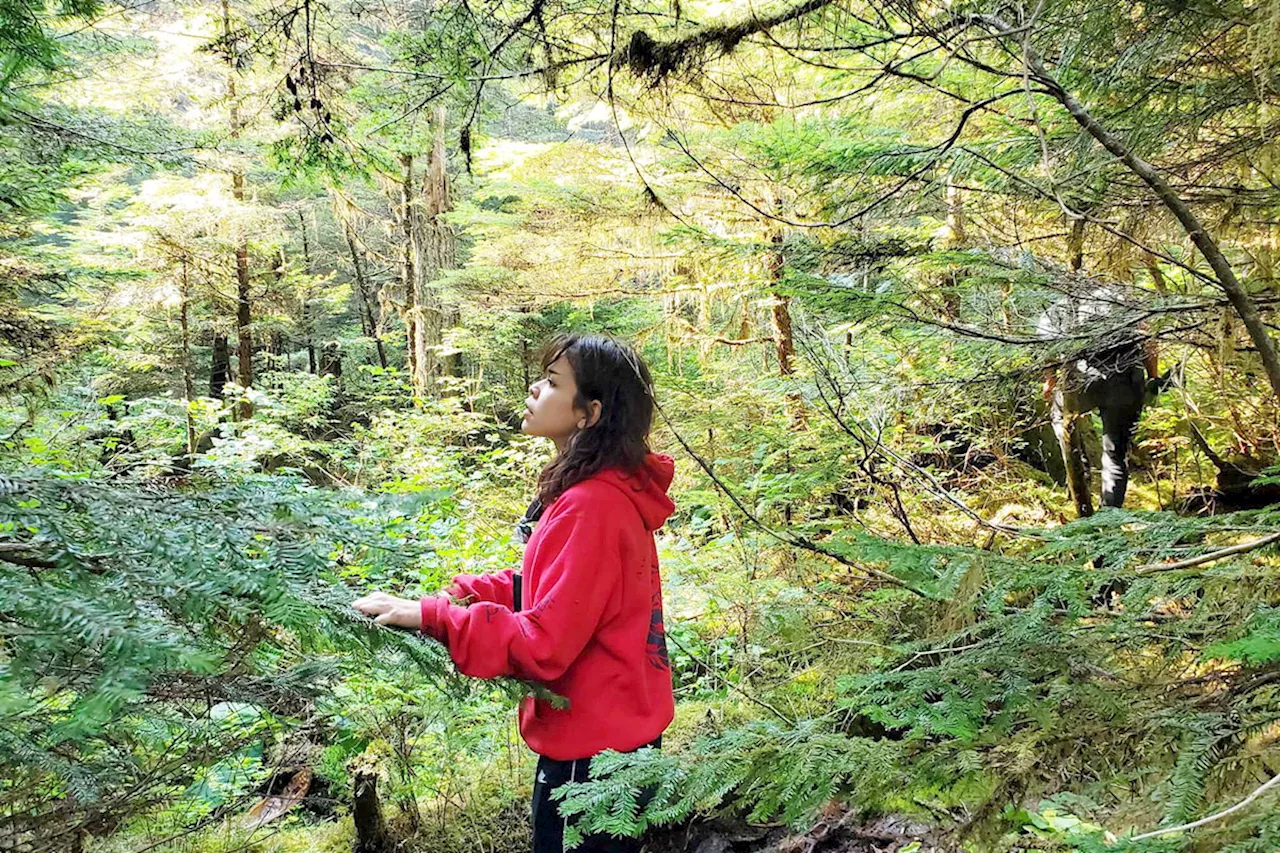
xmin=650 ymin=810 xmax=945 ymax=853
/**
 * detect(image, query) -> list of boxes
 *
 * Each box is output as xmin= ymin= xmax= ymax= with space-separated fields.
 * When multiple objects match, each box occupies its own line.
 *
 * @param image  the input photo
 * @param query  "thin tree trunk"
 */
xmin=179 ymin=258 xmax=196 ymax=455
xmin=410 ymin=215 xmax=435 ymax=396
xmin=1007 ymin=29 xmax=1280 ymax=402
xmin=319 ymin=342 xmax=342 ymax=378
xmin=770 ymin=293 xmax=795 ymax=377
xmin=520 ymin=335 xmax=531 ymax=392
xmin=224 ymin=0 xmax=253 ymax=418
xmin=234 ymin=202 xmax=252 ymax=414
xmin=345 ymin=223 xmax=388 ymax=369
xmin=297 ymin=209 xmax=310 ymax=266
xmin=943 ymin=170 xmax=966 ymax=246
xmin=767 ymin=227 xmax=801 ymax=534
xmin=1145 ymin=253 xmax=1169 ymax=294
xmin=767 ymin=232 xmax=795 ymax=378
xmin=427 ymin=106 xmax=458 ymax=381
xmin=413 ymin=107 xmax=458 ymax=395
xmin=297 ymin=210 xmax=317 ymax=373
xmin=398 ymin=153 xmax=420 ymax=392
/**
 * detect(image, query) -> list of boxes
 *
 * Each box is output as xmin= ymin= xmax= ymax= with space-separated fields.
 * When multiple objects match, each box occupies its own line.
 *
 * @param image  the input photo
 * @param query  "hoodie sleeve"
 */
xmin=419 ymin=510 xmax=620 ymax=681
xmin=446 ymin=569 xmax=517 ymax=609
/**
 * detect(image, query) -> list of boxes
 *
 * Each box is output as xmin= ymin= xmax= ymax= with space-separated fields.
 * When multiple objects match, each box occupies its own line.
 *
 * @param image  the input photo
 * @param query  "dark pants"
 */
xmin=1051 ymin=361 xmax=1145 ymax=517
xmin=531 ymin=738 xmax=659 ymax=853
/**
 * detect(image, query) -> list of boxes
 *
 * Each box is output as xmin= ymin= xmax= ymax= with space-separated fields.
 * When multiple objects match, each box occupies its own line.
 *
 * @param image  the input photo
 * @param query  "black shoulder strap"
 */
xmin=512 ymin=573 xmax=523 ymax=612
xmin=514 ymin=497 xmax=545 ymax=543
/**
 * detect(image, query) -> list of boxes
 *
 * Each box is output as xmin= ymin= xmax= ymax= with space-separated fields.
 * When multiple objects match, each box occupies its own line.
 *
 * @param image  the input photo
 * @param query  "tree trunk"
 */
xmin=297 ymin=209 xmax=310 ymax=267
xmin=224 ymin=0 xmax=253 ymax=418
xmin=345 ymin=223 xmax=388 ymax=369
xmin=398 ymin=152 xmax=420 ymax=391
xmin=441 ymin=304 xmax=460 ymax=379
xmin=427 ymin=108 xmax=458 ymax=379
xmin=767 ymin=226 xmax=802 ymax=543
xmin=412 ymin=107 xmax=458 ymax=396
xmin=268 ymin=330 xmax=284 ymax=369
xmin=297 ymin=210 xmax=317 ymax=374
xmin=235 ymin=238 xmax=252 ymax=415
xmin=210 ymin=334 xmax=231 ymax=398
xmin=520 ymin=335 xmax=532 ymax=392
xmin=770 ymin=293 xmax=795 ymax=377
xmin=1144 ymin=252 xmax=1169 ymax=294
xmin=767 ymin=232 xmax=795 ymax=378
xmin=179 ymin=259 xmax=196 ymax=455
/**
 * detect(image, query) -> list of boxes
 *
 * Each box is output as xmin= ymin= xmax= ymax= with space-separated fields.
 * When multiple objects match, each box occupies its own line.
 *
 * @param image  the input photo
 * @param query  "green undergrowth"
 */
xmin=554 ymin=507 xmax=1280 ymax=853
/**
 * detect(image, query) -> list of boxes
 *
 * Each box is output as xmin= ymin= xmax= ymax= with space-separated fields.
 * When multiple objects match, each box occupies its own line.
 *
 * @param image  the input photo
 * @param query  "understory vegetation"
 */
xmin=2 ymin=1 xmax=1279 ymax=852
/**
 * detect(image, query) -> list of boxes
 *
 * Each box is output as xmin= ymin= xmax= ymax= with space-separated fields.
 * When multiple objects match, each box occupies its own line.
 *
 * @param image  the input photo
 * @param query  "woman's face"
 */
xmin=522 ymin=355 xmax=588 ymax=447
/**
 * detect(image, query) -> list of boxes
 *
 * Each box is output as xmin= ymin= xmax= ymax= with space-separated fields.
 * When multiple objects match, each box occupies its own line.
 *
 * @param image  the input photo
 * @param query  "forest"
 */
xmin=2 ymin=0 xmax=1279 ymax=851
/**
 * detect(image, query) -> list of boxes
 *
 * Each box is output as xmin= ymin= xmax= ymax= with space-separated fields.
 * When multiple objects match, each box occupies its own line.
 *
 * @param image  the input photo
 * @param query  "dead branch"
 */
xmin=1135 ymin=530 xmax=1280 ymax=574
xmin=1126 ymin=772 xmax=1280 ymax=841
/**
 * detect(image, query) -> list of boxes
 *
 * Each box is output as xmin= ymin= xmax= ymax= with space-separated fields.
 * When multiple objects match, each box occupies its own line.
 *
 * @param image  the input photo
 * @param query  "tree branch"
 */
xmin=619 ymin=0 xmax=843 ymax=84
xmin=1126 ymin=772 xmax=1280 ymax=841
xmin=969 ymin=13 xmax=1280 ymax=402
xmin=1135 ymin=530 xmax=1280 ymax=574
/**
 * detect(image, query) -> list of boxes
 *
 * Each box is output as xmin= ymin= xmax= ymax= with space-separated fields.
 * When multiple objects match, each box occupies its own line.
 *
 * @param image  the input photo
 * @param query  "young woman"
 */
xmin=353 ymin=334 xmax=676 ymax=853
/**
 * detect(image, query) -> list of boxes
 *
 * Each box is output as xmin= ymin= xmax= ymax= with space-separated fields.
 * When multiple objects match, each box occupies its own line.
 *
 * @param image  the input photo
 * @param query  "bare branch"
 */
xmin=1135 ymin=530 xmax=1280 ymax=574
xmin=1126 ymin=773 xmax=1280 ymax=841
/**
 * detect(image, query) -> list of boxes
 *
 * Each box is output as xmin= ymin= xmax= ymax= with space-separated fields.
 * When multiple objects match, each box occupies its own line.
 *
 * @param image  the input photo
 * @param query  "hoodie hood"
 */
xmin=595 ymin=453 xmax=675 ymax=531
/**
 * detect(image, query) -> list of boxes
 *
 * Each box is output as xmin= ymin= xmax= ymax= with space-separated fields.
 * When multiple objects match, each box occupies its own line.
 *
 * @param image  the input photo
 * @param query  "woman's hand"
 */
xmin=352 ymin=591 xmax=422 ymax=630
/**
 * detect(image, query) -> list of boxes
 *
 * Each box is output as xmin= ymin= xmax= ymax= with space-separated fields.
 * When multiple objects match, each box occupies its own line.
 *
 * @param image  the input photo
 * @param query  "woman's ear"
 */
xmin=581 ymin=399 xmax=603 ymax=429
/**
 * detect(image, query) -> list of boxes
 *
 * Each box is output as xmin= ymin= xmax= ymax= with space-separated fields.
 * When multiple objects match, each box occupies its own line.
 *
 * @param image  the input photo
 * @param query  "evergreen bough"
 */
xmin=0 ymin=469 xmax=452 ymax=850
xmin=563 ymin=507 xmax=1280 ymax=849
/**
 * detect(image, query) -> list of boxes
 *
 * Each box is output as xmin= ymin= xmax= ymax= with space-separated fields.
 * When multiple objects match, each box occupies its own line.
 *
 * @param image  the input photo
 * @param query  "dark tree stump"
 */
xmin=352 ymin=770 xmax=393 ymax=853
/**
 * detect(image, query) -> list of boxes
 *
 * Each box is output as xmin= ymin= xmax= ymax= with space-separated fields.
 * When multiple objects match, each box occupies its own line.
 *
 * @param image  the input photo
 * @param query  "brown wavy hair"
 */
xmin=535 ymin=334 xmax=655 ymax=505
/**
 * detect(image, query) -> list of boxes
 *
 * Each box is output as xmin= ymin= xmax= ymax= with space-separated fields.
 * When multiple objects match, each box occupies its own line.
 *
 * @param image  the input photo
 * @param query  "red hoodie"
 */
xmin=419 ymin=453 xmax=677 ymax=760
